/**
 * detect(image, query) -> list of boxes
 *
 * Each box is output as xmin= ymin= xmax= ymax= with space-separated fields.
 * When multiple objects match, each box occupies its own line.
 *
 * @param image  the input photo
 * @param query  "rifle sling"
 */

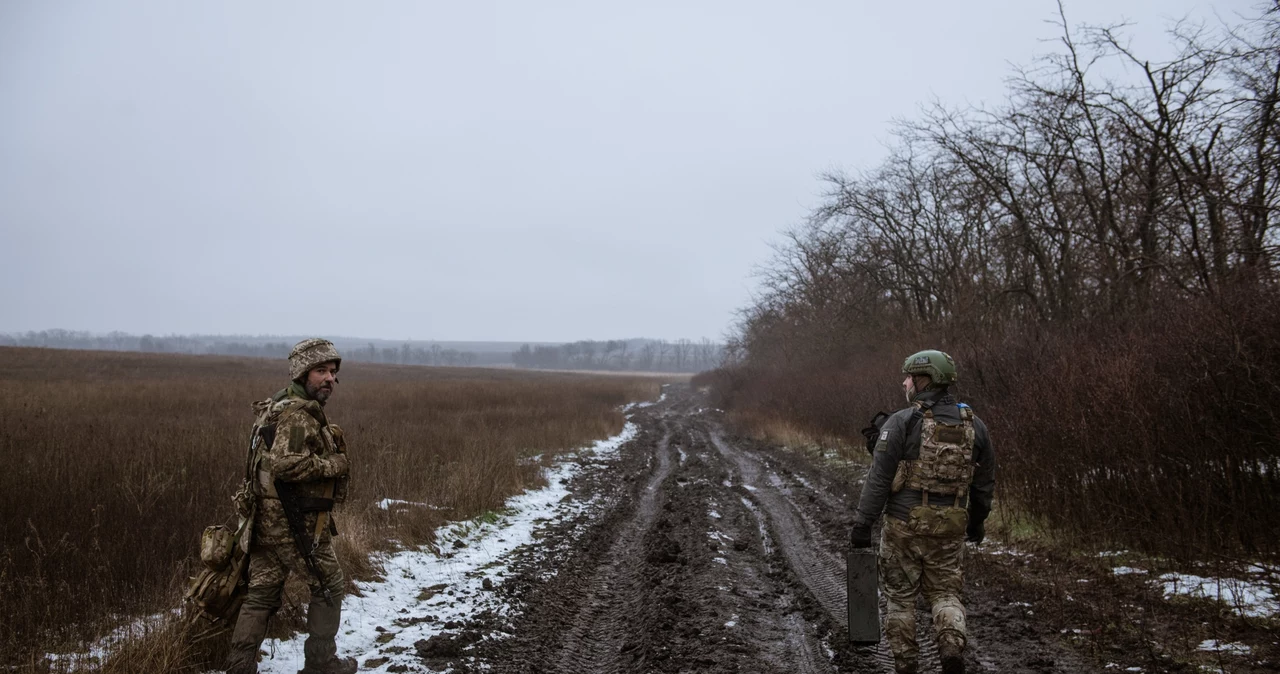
xmin=314 ymin=479 xmax=337 ymax=543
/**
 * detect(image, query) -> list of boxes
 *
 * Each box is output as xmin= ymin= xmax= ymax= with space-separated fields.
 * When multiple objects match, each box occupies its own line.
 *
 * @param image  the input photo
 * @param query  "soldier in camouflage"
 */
xmin=850 ymin=350 xmax=995 ymax=674
xmin=225 ymin=339 xmax=357 ymax=674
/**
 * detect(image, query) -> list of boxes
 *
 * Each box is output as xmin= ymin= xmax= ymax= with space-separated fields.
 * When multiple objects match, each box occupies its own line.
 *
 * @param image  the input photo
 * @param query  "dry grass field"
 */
xmin=0 ymin=346 xmax=661 ymax=670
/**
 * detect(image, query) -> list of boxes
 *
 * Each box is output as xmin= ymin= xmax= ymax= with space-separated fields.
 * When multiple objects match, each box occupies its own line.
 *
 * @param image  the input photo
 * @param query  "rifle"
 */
xmin=274 ymin=479 xmax=335 ymax=607
xmin=860 ymin=411 xmax=891 ymax=456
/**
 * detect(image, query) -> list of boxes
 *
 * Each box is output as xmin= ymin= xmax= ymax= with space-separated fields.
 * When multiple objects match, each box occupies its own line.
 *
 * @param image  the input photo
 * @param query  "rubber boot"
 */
xmin=938 ymin=629 xmax=966 ymax=674
xmin=225 ymin=608 xmax=272 ymax=674
xmin=298 ymin=597 xmax=357 ymax=674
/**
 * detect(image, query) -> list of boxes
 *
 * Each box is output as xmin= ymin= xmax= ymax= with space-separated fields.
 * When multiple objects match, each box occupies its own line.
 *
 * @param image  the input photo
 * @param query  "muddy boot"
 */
xmin=892 ymin=659 xmax=918 ymax=674
xmin=938 ymin=630 xmax=966 ymax=674
xmin=298 ymin=597 xmax=357 ymax=674
xmin=225 ymin=608 xmax=272 ymax=674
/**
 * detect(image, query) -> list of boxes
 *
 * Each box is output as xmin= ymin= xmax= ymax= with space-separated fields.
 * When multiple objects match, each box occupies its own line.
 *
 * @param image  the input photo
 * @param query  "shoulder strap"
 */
xmin=313 ymin=479 xmax=337 ymax=543
xmin=906 ymin=403 xmax=926 ymax=443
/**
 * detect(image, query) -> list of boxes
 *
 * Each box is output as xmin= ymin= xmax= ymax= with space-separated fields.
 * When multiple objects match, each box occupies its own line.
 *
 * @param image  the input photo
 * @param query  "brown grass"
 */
xmin=0 ymin=347 xmax=661 ymax=670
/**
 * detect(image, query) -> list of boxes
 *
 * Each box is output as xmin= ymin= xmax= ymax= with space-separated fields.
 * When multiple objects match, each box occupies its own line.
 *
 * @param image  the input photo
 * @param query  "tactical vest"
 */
xmin=891 ymin=402 xmax=976 ymax=506
xmin=245 ymin=395 xmax=338 ymax=501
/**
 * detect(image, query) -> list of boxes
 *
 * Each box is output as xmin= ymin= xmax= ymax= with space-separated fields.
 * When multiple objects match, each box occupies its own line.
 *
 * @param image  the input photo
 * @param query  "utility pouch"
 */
xmin=906 ymin=505 xmax=968 ymax=537
xmin=200 ymin=525 xmax=235 ymax=571
xmin=185 ymin=515 xmax=252 ymax=641
xmin=934 ymin=423 xmax=966 ymax=445
xmin=891 ymin=461 xmax=913 ymax=493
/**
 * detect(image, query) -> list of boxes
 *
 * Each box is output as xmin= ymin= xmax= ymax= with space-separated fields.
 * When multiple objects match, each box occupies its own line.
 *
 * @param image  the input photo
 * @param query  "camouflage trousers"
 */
xmin=243 ymin=538 xmax=345 ymax=611
xmin=878 ymin=513 xmax=967 ymax=673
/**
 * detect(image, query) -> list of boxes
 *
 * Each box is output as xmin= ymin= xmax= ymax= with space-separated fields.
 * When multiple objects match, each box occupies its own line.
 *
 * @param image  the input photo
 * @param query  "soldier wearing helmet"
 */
xmin=850 ymin=350 xmax=996 ymax=674
xmin=225 ymin=338 xmax=357 ymax=674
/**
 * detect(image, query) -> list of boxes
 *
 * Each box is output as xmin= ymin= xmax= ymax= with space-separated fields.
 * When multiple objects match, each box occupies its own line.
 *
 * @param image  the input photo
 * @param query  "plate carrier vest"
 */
xmin=891 ymin=402 xmax=976 ymax=507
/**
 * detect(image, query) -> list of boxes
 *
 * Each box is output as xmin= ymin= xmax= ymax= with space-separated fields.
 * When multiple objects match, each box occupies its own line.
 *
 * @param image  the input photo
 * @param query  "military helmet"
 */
xmin=289 ymin=338 xmax=342 ymax=381
xmin=901 ymin=349 xmax=957 ymax=386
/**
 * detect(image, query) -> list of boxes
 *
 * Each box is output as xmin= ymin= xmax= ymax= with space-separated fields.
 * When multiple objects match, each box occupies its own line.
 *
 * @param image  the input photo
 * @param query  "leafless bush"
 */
xmin=959 ymin=287 xmax=1280 ymax=558
xmin=714 ymin=4 xmax=1280 ymax=562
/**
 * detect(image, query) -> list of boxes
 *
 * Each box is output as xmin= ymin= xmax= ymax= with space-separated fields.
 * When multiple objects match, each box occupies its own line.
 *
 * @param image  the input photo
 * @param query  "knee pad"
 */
xmin=932 ymin=598 xmax=965 ymax=625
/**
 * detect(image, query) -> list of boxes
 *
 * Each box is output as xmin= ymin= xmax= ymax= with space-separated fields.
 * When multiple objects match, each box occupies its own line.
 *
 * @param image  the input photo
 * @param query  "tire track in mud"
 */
xmin=709 ymin=430 xmax=848 ymax=623
xmin=687 ymin=426 xmax=832 ymax=674
xmin=703 ymin=417 xmax=1097 ymax=674
xmin=452 ymin=388 xmax=1099 ymax=674
xmin=550 ymin=421 xmax=676 ymax=673
xmin=708 ymin=427 xmax=906 ymax=674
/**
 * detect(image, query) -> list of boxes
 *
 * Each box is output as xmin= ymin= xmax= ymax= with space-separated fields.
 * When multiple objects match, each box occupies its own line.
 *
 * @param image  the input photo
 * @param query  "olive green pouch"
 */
xmin=907 ymin=505 xmax=968 ymax=537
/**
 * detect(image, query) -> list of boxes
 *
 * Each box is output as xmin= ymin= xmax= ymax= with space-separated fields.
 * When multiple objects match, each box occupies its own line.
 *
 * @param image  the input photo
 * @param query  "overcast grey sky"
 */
xmin=0 ymin=1 xmax=1253 ymax=342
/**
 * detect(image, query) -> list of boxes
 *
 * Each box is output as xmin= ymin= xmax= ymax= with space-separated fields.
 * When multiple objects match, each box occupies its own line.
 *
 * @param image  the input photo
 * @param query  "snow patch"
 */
xmin=47 ymin=609 xmax=180 ymax=667
xmin=1159 ymin=573 xmax=1279 ymax=618
xmin=622 ymin=393 xmax=666 ymax=411
xmin=1197 ymin=640 xmax=1251 ymax=655
xmin=982 ymin=547 xmax=1032 ymax=557
xmin=251 ymin=422 xmax=637 ymax=673
xmin=377 ymin=498 xmax=452 ymax=511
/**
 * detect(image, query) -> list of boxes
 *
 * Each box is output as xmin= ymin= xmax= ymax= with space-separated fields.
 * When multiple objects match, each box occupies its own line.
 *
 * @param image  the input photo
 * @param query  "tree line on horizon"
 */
xmin=512 ymin=338 xmax=723 ymax=372
xmin=0 ymin=330 xmax=724 ymax=372
xmin=0 ymin=330 xmax=491 ymax=367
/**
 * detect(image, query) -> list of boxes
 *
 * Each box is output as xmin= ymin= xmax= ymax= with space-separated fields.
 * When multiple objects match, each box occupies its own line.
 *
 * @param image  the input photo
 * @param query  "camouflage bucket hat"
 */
xmin=289 ymin=338 xmax=342 ymax=381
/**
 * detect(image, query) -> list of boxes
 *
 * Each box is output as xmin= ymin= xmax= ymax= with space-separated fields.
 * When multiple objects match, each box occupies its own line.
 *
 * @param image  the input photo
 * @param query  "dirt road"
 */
xmin=434 ymin=387 xmax=1095 ymax=673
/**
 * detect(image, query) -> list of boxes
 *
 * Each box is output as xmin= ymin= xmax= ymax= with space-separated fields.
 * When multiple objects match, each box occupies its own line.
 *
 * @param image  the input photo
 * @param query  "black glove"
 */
xmin=850 ymin=524 xmax=874 ymax=549
xmin=966 ymin=518 xmax=985 ymax=544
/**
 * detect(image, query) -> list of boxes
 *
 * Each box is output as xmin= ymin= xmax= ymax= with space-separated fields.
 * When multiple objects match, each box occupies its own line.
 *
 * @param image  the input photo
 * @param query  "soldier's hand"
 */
xmin=850 ymin=525 xmax=874 ymax=549
xmin=966 ymin=520 xmax=985 ymax=544
xmin=327 ymin=452 xmax=350 ymax=478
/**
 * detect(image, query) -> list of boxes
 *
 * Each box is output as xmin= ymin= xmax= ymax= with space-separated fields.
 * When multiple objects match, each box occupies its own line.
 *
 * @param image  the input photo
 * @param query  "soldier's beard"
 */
xmin=306 ymin=381 xmax=333 ymax=403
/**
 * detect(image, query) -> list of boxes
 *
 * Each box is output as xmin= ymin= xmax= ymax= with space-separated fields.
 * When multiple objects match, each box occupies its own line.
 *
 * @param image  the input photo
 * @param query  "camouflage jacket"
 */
xmin=853 ymin=389 xmax=995 ymax=528
xmin=249 ymin=383 xmax=350 ymax=546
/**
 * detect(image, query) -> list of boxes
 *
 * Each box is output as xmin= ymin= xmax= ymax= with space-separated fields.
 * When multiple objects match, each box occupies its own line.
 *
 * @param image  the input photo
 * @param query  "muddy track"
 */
xmin=708 ymin=428 xmax=902 ymax=673
xmin=552 ymin=419 xmax=675 ymax=673
xmin=451 ymin=387 xmax=1099 ymax=674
